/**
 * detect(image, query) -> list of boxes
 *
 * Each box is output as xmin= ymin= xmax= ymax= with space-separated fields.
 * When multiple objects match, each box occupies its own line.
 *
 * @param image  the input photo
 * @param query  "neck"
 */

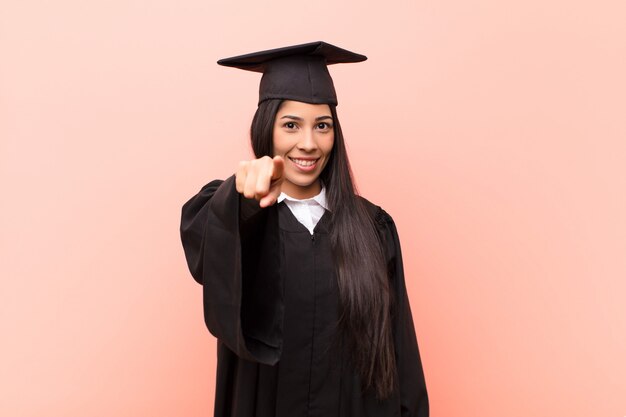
xmin=282 ymin=179 xmax=321 ymax=199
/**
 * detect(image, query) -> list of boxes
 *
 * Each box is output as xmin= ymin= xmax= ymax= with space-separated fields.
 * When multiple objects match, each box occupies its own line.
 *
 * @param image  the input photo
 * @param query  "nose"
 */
xmin=297 ymin=128 xmax=318 ymax=152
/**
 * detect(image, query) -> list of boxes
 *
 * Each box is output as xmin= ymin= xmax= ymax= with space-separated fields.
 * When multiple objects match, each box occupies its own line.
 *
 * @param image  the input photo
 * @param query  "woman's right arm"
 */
xmin=179 ymin=157 xmax=285 ymax=364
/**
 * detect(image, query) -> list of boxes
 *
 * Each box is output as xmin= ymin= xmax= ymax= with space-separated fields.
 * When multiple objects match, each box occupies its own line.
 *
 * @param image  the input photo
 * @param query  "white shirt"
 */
xmin=277 ymin=186 xmax=329 ymax=235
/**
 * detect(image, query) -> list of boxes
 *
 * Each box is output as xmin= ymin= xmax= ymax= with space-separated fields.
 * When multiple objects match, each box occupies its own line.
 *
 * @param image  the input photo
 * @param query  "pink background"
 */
xmin=1 ymin=0 xmax=625 ymax=416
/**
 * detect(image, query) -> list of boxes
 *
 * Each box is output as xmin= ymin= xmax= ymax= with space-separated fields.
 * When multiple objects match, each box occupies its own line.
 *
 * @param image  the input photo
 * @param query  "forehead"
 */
xmin=277 ymin=100 xmax=331 ymax=117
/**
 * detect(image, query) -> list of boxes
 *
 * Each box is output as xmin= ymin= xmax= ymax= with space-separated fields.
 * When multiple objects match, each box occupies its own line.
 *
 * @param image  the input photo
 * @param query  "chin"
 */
xmin=289 ymin=178 xmax=317 ymax=188
xmin=284 ymin=172 xmax=320 ymax=188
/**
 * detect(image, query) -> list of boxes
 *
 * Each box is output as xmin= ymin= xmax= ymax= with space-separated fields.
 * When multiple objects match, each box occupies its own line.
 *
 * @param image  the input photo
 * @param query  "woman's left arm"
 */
xmin=377 ymin=209 xmax=429 ymax=417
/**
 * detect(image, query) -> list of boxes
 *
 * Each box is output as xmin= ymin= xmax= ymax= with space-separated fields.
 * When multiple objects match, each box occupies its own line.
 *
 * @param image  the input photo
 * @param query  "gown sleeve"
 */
xmin=376 ymin=208 xmax=430 ymax=417
xmin=179 ymin=175 xmax=284 ymax=365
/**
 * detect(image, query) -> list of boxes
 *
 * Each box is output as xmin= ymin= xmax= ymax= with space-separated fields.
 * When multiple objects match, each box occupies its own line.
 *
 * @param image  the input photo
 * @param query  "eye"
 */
xmin=316 ymin=122 xmax=332 ymax=130
xmin=283 ymin=122 xmax=297 ymax=130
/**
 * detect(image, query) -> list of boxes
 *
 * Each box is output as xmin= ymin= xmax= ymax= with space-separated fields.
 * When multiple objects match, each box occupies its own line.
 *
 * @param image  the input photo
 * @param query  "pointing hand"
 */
xmin=235 ymin=156 xmax=285 ymax=208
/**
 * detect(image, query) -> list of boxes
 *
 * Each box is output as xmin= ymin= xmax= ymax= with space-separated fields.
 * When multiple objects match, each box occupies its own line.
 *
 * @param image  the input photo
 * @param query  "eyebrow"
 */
xmin=280 ymin=115 xmax=333 ymax=121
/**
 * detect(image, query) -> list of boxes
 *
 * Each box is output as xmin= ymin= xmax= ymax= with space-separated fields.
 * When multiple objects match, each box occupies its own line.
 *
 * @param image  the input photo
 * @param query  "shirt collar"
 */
xmin=277 ymin=185 xmax=329 ymax=211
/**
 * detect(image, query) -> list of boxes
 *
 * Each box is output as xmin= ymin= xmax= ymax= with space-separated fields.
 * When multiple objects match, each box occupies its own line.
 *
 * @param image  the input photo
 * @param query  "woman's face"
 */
xmin=272 ymin=100 xmax=335 ymax=199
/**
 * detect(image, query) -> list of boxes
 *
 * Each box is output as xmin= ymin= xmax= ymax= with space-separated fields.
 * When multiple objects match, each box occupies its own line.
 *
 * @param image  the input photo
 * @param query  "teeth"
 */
xmin=291 ymin=158 xmax=317 ymax=167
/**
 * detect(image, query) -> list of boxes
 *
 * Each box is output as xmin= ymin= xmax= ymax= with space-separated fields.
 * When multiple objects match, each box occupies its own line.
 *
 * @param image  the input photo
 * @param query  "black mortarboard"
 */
xmin=217 ymin=41 xmax=367 ymax=106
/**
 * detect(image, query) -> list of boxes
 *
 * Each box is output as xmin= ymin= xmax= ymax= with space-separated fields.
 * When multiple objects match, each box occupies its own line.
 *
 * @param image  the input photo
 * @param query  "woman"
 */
xmin=180 ymin=41 xmax=428 ymax=417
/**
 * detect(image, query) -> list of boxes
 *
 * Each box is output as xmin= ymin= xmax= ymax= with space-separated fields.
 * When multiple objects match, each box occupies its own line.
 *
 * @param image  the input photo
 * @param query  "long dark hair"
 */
xmin=250 ymin=99 xmax=396 ymax=399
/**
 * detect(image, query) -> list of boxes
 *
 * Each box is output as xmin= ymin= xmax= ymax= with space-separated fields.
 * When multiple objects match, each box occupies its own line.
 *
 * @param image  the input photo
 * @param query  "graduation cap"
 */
xmin=217 ymin=41 xmax=367 ymax=106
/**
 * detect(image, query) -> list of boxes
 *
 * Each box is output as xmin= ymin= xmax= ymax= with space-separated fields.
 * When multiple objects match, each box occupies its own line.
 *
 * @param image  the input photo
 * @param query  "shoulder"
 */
xmin=356 ymin=195 xmax=403 ymax=271
xmin=356 ymin=195 xmax=395 ymax=227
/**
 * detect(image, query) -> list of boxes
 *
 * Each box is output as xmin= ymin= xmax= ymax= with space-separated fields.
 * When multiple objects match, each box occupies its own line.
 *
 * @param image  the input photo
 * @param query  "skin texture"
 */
xmin=235 ymin=100 xmax=335 ymax=206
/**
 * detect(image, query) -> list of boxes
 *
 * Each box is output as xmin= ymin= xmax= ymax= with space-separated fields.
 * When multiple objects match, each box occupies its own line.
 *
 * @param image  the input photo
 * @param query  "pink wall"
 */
xmin=1 ymin=0 xmax=625 ymax=416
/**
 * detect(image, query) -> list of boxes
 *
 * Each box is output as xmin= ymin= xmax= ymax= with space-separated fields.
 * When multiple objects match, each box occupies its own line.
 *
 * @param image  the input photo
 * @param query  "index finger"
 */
xmin=271 ymin=156 xmax=284 ymax=181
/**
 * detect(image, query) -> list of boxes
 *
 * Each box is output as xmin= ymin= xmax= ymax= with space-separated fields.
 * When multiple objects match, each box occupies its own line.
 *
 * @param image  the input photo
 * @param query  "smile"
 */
xmin=289 ymin=157 xmax=319 ymax=168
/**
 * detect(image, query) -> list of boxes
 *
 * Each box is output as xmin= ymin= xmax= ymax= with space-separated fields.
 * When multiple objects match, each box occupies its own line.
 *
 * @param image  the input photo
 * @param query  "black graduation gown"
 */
xmin=180 ymin=175 xmax=429 ymax=417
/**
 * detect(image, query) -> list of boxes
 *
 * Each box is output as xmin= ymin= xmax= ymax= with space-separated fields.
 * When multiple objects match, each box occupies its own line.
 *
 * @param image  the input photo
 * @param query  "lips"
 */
xmin=288 ymin=157 xmax=320 ymax=172
xmin=289 ymin=157 xmax=319 ymax=167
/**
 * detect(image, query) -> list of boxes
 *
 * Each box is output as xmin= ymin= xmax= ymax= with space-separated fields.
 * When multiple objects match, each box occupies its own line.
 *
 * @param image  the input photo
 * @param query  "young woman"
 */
xmin=180 ymin=41 xmax=428 ymax=417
